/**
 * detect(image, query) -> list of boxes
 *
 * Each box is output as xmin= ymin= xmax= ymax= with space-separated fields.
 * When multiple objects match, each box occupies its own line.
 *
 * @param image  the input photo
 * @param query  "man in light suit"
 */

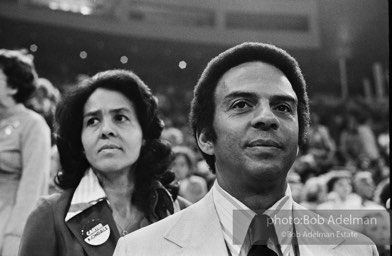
xmin=114 ymin=42 xmax=378 ymax=256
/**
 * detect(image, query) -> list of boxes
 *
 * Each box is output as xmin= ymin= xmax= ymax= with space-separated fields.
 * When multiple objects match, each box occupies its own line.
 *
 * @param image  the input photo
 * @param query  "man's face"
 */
xmin=202 ymin=61 xmax=299 ymax=186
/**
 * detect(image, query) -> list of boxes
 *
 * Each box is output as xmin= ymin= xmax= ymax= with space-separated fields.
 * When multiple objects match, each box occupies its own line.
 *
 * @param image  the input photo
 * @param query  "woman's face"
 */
xmin=333 ymin=177 xmax=352 ymax=198
xmin=81 ymin=88 xmax=143 ymax=175
xmin=173 ymin=155 xmax=190 ymax=181
xmin=0 ymin=69 xmax=16 ymax=106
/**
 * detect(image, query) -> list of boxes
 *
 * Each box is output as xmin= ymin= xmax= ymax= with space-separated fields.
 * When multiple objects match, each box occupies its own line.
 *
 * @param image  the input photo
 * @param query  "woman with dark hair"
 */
xmin=19 ymin=69 xmax=186 ymax=256
xmin=0 ymin=49 xmax=51 ymax=256
xmin=172 ymin=146 xmax=208 ymax=203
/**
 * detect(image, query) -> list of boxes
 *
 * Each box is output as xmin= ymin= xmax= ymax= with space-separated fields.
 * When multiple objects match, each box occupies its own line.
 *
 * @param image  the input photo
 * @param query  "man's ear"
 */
xmin=196 ymin=129 xmax=214 ymax=156
xmin=7 ymin=87 xmax=18 ymax=96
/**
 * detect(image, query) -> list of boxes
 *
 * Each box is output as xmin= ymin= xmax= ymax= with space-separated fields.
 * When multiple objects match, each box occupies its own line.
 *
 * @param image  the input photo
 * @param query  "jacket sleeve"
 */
xmin=18 ymin=197 xmax=58 ymax=256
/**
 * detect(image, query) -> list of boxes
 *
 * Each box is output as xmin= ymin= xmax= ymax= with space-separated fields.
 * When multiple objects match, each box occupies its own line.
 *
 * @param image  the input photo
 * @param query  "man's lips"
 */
xmin=247 ymin=139 xmax=282 ymax=148
xmin=98 ymin=144 xmax=121 ymax=152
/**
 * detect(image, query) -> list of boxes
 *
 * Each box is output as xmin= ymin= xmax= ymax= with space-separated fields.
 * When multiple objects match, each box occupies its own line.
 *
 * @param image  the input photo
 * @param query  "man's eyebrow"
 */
xmin=222 ymin=91 xmax=258 ymax=104
xmin=271 ymin=95 xmax=298 ymax=104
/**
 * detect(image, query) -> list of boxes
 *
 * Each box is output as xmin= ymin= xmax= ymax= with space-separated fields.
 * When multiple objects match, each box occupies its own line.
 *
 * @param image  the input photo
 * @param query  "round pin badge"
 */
xmin=81 ymin=218 xmax=110 ymax=246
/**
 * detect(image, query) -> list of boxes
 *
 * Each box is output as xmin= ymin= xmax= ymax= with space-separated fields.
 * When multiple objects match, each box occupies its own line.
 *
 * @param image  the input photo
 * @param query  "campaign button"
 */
xmin=81 ymin=218 xmax=110 ymax=246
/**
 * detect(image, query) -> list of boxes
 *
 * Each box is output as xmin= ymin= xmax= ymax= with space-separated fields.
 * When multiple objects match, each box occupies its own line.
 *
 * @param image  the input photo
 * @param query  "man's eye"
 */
xmin=275 ymin=104 xmax=292 ymax=113
xmin=232 ymin=101 xmax=250 ymax=109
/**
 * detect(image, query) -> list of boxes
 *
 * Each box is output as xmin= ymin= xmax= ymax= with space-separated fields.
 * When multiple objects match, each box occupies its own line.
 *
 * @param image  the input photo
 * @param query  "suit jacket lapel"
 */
xmin=292 ymin=202 xmax=345 ymax=255
xmin=66 ymin=201 xmax=120 ymax=256
xmin=164 ymin=191 xmax=228 ymax=255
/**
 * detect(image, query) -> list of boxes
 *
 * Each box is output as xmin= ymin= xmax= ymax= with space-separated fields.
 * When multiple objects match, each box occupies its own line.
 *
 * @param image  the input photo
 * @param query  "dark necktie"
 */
xmin=247 ymin=214 xmax=278 ymax=256
xmin=247 ymin=244 xmax=277 ymax=256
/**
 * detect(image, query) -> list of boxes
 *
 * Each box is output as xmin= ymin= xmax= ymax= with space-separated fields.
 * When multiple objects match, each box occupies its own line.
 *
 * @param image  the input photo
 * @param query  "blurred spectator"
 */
xmin=353 ymin=171 xmax=382 ymax=209
xmin=339 ymin=114 xmax=364 ymax=167
xmin=373 ymin=178 xmax=390 ymax=208
xmin=305 ymin=112 xmax=336 ymax=172
xmin=317 ymin=171 xmax=361 ymax=210
xmin=195 ymin=159 xmax=216 ymax=190
xmin=0 ymin=49 xmax=51 ymax=256
xmin=287 ymin=169 xmax=303 ymax=203
xmin=26 ymin=77 xmax=60 ymax=133
xmin=162 ymin=127 xmax=184 ymax=146
xmin=172 ymin=146 xmax=208 ymax=203
xmin=300 ymin=177 xmax=327 ymax=210
xmin=25 ymin=77 xmax=62 ymax=194
xmin=357 ymin=113 xmax=380 ymax=161
xmin=377 ymin=129 xmax=389 ymax=161
xmin=292 ymin=153 xmax=318 ymax=183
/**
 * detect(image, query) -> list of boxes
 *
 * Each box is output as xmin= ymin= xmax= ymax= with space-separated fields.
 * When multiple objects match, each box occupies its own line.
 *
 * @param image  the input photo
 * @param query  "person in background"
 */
xmin=19 ymin=70 xmax=187 ymax=256
xmin=26 ymin=77 xmax=61 ymax=134
xmin=287 ymin=169 xmax=303 ymax=203
xmin=357 ymin=113 xmax=380 ymax=161
xmin=305 ymin=112 xmax=336 ymax=172
xmin=161 ymin=127 xmax=184 ymax=146
xmin=353 ymin=171 xmax=383 ymax=209
xmin=339 ymin=113 xmax=363 ymax=168
xmin=172 ymin=146 xmax=207 ymax=203
xmin=26 ymin=77 xmax=62 ymax=193
xmin=300 ymin=177 xmax=327 ymax=210
xmin=317 ymin=171 xmax=362 ymax=210
xmin=0 ymin=49 xmax=51 ymax=256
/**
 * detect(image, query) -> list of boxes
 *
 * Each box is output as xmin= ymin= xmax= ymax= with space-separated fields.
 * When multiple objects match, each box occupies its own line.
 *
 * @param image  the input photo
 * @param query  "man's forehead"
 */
xmin=214 ymin=61 xmax=296 ymax=100
xmin=219 ymin=61 xmax=286 ymax=83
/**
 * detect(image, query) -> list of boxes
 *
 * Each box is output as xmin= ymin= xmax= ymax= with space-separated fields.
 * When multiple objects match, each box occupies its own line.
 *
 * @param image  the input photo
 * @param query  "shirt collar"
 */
xmin=212 ymin=180 xmax=294 ymax=256
xmin=65 ymin=168 xmax=107 ymax=222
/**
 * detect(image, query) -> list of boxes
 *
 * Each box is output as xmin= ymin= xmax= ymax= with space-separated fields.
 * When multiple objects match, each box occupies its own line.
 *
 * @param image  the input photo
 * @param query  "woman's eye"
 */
xmin=114 ymin=114 xmax=129 ymax=122
xmin=232 ymin=101 xmax=250 ymax=109
xmin=86 ymin=118 xmax=99 ymax=126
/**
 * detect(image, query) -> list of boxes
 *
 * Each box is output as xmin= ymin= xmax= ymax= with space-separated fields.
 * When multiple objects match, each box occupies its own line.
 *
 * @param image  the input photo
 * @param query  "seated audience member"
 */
xmin=172 ymin=146 xmax=208 ymax=203
xmin=373 ymin=178 xmax=390 ymax=208
xmin=339 ymin=114 xmax=364 ymax=167
xmin=287 ymin=169 xmax=303 ymax=203
xmin=317 ymin=171 xmax=362 ymax=210
xmin=161 ymin=127 xmax=184 ymax=146
xmin=19 ymin=70 xmax=186 ymax=256
xmin=306 ymin=112 xmax=336 ymax=171
xmin=0 ymin=49 xmax=51 ymax=256
xmin=300 ymin=177 xmax=327 ymax=210
xmin=353 ymin=171 xmax=383 ymax=209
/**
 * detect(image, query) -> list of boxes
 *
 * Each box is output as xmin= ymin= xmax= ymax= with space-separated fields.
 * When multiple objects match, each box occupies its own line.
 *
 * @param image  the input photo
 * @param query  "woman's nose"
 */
xmin=100 ymin=119 xmax=116 ymax=137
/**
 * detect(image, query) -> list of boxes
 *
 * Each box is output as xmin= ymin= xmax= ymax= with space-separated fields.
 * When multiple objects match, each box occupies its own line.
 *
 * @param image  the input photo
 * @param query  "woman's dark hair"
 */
xmin=189 ymin=42 xmax=310 ymax=173
xmin=55 ymin=69 xmax=174 ymax=215
xmin=326 ymin=174 xmax=350 ymax=193
xmin=0 ymin=49 xmax=38 ymax=103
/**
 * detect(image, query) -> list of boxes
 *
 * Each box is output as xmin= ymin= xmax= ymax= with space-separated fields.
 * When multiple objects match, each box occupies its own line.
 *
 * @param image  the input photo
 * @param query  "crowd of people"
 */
xmin=0 ymin=44 xmax=389 ymax=256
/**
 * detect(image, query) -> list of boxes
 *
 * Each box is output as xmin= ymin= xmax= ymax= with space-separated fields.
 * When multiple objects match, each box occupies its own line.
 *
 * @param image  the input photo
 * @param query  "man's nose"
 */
xmin=100 ymin=119 xmax=116 ymax=137
xmin=250 ymin=105 xmax=279 ymax=130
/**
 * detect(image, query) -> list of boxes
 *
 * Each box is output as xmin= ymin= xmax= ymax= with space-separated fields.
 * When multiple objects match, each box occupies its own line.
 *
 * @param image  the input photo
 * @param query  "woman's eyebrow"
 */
xmin=83 ymin=109 xmax=100 ymax=118
xmin=109 ymin=108 xmax=132 ymax=114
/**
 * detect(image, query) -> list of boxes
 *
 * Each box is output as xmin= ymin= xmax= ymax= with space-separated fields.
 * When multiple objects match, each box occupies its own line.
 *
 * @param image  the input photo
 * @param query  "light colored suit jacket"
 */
xmin=114 ymin=190 xmax=379 ymax=256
